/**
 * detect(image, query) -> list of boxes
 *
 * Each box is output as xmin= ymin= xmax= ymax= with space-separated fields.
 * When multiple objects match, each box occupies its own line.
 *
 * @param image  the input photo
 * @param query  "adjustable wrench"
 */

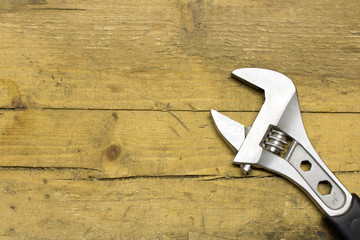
xmin=211 ymin=68 xmax=360 ymax=240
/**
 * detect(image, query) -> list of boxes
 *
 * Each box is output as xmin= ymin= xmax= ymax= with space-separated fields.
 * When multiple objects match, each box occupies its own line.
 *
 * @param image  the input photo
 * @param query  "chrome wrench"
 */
xmin=211 ymin=68 xmax=360 ymax=240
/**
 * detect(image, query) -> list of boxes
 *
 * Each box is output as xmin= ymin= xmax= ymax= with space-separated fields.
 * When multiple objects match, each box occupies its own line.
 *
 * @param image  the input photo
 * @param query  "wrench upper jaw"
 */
xmin=231 ymin=68 xmax=296 ymax=101
xmin=231 ymin=68 xmax=297 ymax=166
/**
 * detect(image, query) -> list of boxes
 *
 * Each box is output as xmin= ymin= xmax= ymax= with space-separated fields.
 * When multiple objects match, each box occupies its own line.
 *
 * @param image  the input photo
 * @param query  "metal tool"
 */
xmin=211 ymin=68 xmax=360 ymax=240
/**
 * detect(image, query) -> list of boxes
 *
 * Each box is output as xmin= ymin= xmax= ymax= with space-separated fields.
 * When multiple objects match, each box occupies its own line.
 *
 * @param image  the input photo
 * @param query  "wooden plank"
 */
xmin=0 ymin=0 xmax=359 ymax=112
xmin=1 ymin=169 xmax=358 ymax=239
xmin=1 ymin=110 xmax=359 ymax=177
xmin=1 ymin=0 xmax=359 ymax=239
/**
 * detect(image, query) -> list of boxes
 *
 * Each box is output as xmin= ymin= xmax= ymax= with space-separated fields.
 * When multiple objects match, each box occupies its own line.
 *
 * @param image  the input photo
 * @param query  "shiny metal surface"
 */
xmin=231 ymin=68 xmax=296 ymax=166
xmin=211 ymin=68 xmax=352 ymax=217
xmin=210 ymin=109 xmax=245 ymax=152
xmin=210 ymin=109 xmax=252 ymax=174
xmin=263 ymin=128 xmax=288 ymax=154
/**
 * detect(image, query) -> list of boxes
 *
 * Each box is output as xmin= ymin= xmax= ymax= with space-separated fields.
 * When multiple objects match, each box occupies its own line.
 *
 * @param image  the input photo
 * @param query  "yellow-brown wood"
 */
xmin=2 ymin=169 xmax=360 ymax=239
xmin=0 ymin=0 xmax=359 ymax=239
xmin=0 ymin=110 xmax=359 ymax=176
xmin=0 ymin=0 xmax=359 ymax=112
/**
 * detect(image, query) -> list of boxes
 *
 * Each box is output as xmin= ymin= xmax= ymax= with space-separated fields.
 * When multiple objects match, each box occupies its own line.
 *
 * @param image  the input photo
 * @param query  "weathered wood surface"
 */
xmin=2 ymin=170 xmax=359 ymax=239
xmin=0 ymin=0 xmax=359 ymax=239
xmin=0 ymin=0 xmax=359 ymax=112
xmin=0 ymin=110 xmax=359 ymax=176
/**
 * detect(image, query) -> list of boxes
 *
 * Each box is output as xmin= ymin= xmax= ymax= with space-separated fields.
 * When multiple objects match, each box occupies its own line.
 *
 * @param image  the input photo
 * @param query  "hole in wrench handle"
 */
xmin=325 ymin=194 xmax=360 ymax=240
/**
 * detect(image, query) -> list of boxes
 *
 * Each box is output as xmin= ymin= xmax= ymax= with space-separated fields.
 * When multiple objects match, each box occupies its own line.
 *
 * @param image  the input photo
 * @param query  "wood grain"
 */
xmin=2 ymin=169 xmax=359 ymax=239
xmin=0 ymin=110 xmax=359 ymax=177
xmin=0 ymin=0 xmax=359 ymax=112
xmin=0 ymin=0 xmax=359 ymax=239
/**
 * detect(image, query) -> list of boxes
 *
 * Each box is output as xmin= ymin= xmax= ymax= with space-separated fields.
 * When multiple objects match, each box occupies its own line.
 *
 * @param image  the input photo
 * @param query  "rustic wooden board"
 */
xmin=0 ymin=110 xmax=359 ymax=177
xmin=1 ymin=169 xmax=359 ymax=239
xmin=0 ymin=0 xmax=359 ymax=112
xmin=0 ymin=0 xmax=359 ymax=239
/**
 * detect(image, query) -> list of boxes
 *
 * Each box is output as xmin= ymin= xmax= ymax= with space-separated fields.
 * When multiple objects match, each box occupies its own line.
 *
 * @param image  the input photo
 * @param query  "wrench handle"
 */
xmin=325 ymin=194 xmax=360 ymax=240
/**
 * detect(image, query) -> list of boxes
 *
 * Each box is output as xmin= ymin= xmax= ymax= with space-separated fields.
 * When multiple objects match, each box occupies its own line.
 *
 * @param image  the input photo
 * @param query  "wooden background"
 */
xmin=0 ymin=0 xmax=359 ymax=239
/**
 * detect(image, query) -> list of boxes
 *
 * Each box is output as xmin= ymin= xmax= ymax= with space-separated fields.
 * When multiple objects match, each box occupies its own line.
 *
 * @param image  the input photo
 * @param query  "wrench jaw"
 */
xmin=231 ymin=68 xmax=296 ymax=166
xmin=212 ymin=68 xmax=353 ymax=217
xmin=210 ymin=109 xmax=245 ymax=153
xmin=210 ymin=109 xmax=252 ymax=174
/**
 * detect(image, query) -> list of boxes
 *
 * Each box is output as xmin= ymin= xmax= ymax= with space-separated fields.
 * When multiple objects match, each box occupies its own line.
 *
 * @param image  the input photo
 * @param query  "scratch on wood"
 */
xmin=168 ymin=112 xmax=189 ymax=131
xmin=61 ymin=174 xmax=217 ymax=181
xmin=187 ymin=104 xmax=197 ymax=111
xmin=122 ymin=205 xmax=133 ymax=218
xmin=0 ymin=166 xmax=100 ymax=172
xmin=169 ymin=126 xmax=180 ymax=137
xmin=81 ymin=224 xmax=92 ymax=238
xmin=31 ymin=8 xmax=87 ymax=11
